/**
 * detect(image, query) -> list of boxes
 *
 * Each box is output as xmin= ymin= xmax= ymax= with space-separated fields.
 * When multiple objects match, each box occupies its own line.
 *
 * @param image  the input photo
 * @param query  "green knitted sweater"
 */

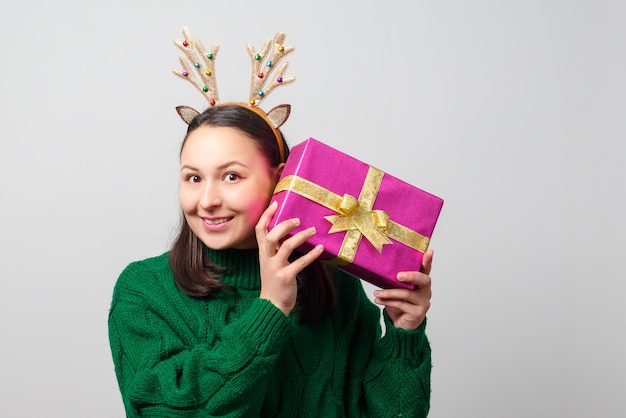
xmin=108 ymin=248 xmax=431 ymax=417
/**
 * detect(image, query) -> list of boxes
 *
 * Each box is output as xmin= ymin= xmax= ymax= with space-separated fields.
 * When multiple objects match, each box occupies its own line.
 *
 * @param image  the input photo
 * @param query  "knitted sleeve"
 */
xmin=108 ymin=262 xmax=292 ymax=417
xmin=340 ymin=274 xmax=431 ymax=417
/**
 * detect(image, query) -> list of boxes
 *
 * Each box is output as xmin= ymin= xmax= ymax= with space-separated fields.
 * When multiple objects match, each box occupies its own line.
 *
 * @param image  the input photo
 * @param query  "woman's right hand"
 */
xmin=255 ymin=201 xmax=325 ymax=316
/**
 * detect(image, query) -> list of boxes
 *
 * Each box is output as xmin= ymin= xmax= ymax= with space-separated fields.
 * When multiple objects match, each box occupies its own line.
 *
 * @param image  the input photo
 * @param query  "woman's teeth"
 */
xmin=205 ymin=218 xmax=229 ymax=225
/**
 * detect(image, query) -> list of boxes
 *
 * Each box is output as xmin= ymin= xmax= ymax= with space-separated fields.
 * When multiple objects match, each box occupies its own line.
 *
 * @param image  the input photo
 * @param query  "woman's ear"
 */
xmin=274 ymin=163 xmax=285 ymax=182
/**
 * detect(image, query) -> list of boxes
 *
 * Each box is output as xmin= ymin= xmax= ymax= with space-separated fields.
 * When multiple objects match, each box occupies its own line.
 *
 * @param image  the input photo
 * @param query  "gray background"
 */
xmin=1 ymin=1 xmax=624 ymax=417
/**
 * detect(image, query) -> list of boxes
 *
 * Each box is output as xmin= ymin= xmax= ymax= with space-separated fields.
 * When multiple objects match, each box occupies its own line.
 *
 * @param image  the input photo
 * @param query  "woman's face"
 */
xmin=179 ymin=125 xmax=282 ymax=250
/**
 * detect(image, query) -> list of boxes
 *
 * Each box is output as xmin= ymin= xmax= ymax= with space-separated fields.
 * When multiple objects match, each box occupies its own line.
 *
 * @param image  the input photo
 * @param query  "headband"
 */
xmin=172 ymin=27 xmax=296 ymax=163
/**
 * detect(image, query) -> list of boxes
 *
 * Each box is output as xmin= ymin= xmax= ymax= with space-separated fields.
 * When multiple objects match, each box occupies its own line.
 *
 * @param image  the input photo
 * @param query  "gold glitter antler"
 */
xmin=172 ymin=26 xmax=220 ymax=123
xmin=246 ymin=33 xmax=295 ymax=107
xmin=245 ymin=33 xmax=295 ymax=129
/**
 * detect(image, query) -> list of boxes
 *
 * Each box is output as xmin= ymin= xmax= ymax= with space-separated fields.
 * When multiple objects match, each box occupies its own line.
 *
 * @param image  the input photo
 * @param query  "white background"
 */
xmin=1 ymin=1 xmax=624 ymax=417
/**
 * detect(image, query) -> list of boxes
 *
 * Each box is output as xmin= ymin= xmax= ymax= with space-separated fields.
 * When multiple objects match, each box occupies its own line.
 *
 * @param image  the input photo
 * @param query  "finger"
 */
xmin=397 ymin=271 xmax=431 ymax=288
xmin=257 ymin=200 xmax=278 ymax=231
xmin=421 ymin=249 xmax=434 ymax=275
xmin=282 ymin=244 xmax=325 ymax=277
xmin=375 ymin=296 xmax=428 ymax=311
xmin=375 ymin=288 xmax=420 ymax=304
xmin=374 ymin=288 xmax=431 ymax=313
xmin=265 ymin=217 xmax=302 ymax=244
xmin=274 ymin=226 xmax=316 ymax=257
xmin=255 ymin=202 xmax=277 ymax=253
xmin=261 ymin=218 xmax=302 ymax=258
xmin=257 ymin=203 xmax=301 ymax=256
xmin=378 ymin=278 xmax=432 ymax=302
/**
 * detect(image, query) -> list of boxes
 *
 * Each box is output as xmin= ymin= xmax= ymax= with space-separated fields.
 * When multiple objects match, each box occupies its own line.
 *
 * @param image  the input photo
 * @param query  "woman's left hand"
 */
xmin=373 ymin=249 xmax=434 ymax=331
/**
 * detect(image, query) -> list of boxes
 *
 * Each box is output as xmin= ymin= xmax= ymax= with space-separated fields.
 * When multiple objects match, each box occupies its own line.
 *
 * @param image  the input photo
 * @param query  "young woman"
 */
xmin=108 ymin=104 xmax=434 ymax=417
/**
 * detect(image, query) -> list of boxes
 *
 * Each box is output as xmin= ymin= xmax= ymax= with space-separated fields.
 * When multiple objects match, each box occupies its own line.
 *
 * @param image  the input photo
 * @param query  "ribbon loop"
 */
xmin=371 ymin=210 xmax=389 ymax=231
xmin=338 ymin=194 xmax=359 ymax=215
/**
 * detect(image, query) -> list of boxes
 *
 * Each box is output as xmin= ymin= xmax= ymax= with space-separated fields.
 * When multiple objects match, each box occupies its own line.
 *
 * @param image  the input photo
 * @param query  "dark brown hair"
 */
xmin=169 ymin=105 xmax=336 ymax=322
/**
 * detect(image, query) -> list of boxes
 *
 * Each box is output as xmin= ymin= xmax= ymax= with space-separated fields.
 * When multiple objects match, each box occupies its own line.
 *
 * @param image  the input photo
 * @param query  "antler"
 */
xmin=246 ymin=32 xmax=295 ymax=108
xmin=172 ymin=26 xmax=220 ymax=111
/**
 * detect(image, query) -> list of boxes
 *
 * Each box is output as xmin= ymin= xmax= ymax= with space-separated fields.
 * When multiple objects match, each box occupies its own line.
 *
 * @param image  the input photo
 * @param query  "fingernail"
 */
xmin=374 ymin=290 xmax=382 ymax=297
xmin=309 ymin=227 xmax=316 ymax=234
xmin=292 ymin=218 xmax=300 ymax=226
xmin=397 ymin=273 xmax=407 ymax=281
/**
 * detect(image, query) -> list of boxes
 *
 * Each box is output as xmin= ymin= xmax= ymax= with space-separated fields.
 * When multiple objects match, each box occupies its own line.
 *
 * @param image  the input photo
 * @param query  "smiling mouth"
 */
xmin=204 ymin=217 xmax=232 ymax=225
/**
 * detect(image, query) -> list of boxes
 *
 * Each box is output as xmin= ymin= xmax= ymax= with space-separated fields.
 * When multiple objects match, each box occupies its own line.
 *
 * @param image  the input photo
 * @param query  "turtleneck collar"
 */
xmin=206 ymin=247 xmax=262 ymax=291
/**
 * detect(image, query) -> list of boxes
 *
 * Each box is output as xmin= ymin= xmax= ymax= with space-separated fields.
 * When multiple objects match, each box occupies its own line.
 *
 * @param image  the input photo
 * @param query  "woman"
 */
xmin=108 ymin=104 xmax=433 ymax=417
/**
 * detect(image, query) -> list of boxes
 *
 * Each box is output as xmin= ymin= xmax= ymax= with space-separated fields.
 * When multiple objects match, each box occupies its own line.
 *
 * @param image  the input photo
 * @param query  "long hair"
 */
xmin=169 ymin=105 xmax=336 ymax=322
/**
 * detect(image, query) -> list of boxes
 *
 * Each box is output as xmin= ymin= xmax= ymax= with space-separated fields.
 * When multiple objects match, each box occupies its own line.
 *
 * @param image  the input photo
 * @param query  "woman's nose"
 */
xmin=199 ymin=183 xmax=222 ymax=208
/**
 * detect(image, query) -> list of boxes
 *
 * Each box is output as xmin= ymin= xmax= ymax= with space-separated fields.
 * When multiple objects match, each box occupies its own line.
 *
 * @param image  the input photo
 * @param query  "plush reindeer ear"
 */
xmin=175 ymin=106 xmax=200 ymax=124
xmin=266 ymin=104 xmax=291 ymax=129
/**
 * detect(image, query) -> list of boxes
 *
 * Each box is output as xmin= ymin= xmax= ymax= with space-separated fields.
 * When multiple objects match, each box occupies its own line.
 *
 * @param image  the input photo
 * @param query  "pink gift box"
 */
xmin=269 ymin=138 xmax=444 ymax=289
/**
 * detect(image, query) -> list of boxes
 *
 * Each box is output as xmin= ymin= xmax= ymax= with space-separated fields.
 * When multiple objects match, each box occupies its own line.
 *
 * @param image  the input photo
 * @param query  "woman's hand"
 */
xmin=373 ymin=249 xmax=434 ymax=330
xmin=255 ymin=201 xmax=324 ymax=316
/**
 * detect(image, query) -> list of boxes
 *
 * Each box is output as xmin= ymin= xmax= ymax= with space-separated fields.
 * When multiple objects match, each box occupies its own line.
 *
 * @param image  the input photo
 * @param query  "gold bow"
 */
xmin=324 ymin=194 xmax=392 ymax=253
xmin=273 ymin=166 xmax=430 ymax=264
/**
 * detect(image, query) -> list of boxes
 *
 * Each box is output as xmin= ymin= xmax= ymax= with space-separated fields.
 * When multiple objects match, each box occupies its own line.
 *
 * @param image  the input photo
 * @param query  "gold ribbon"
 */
xmin=273 ymin=166 xmax=430 ymax=264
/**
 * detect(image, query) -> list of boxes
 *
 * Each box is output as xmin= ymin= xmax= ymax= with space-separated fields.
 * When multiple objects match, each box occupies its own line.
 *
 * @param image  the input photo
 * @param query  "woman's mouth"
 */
xmin=204 ymin=217 xmax=233 ymax=226
xmin=201 ymin=216 xmax=234 ymax=232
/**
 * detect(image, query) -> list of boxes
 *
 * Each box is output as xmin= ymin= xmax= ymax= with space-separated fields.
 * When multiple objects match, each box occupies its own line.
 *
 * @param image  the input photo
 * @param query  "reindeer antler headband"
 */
xmin=172 ymin=26 xmax=296 ymax=163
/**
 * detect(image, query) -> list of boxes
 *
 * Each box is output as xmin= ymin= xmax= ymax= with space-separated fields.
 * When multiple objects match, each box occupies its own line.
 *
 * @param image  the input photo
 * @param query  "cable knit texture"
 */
xmin=108 ymin=248 xmax=431 ymax=417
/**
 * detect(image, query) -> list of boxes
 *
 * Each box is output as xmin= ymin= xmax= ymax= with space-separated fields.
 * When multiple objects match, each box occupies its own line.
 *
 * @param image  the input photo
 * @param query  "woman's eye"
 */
xmin=186 ymin=174 xmax=201 ymax=183
xmin=224 ymin=173 xmax=240 ymax=182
